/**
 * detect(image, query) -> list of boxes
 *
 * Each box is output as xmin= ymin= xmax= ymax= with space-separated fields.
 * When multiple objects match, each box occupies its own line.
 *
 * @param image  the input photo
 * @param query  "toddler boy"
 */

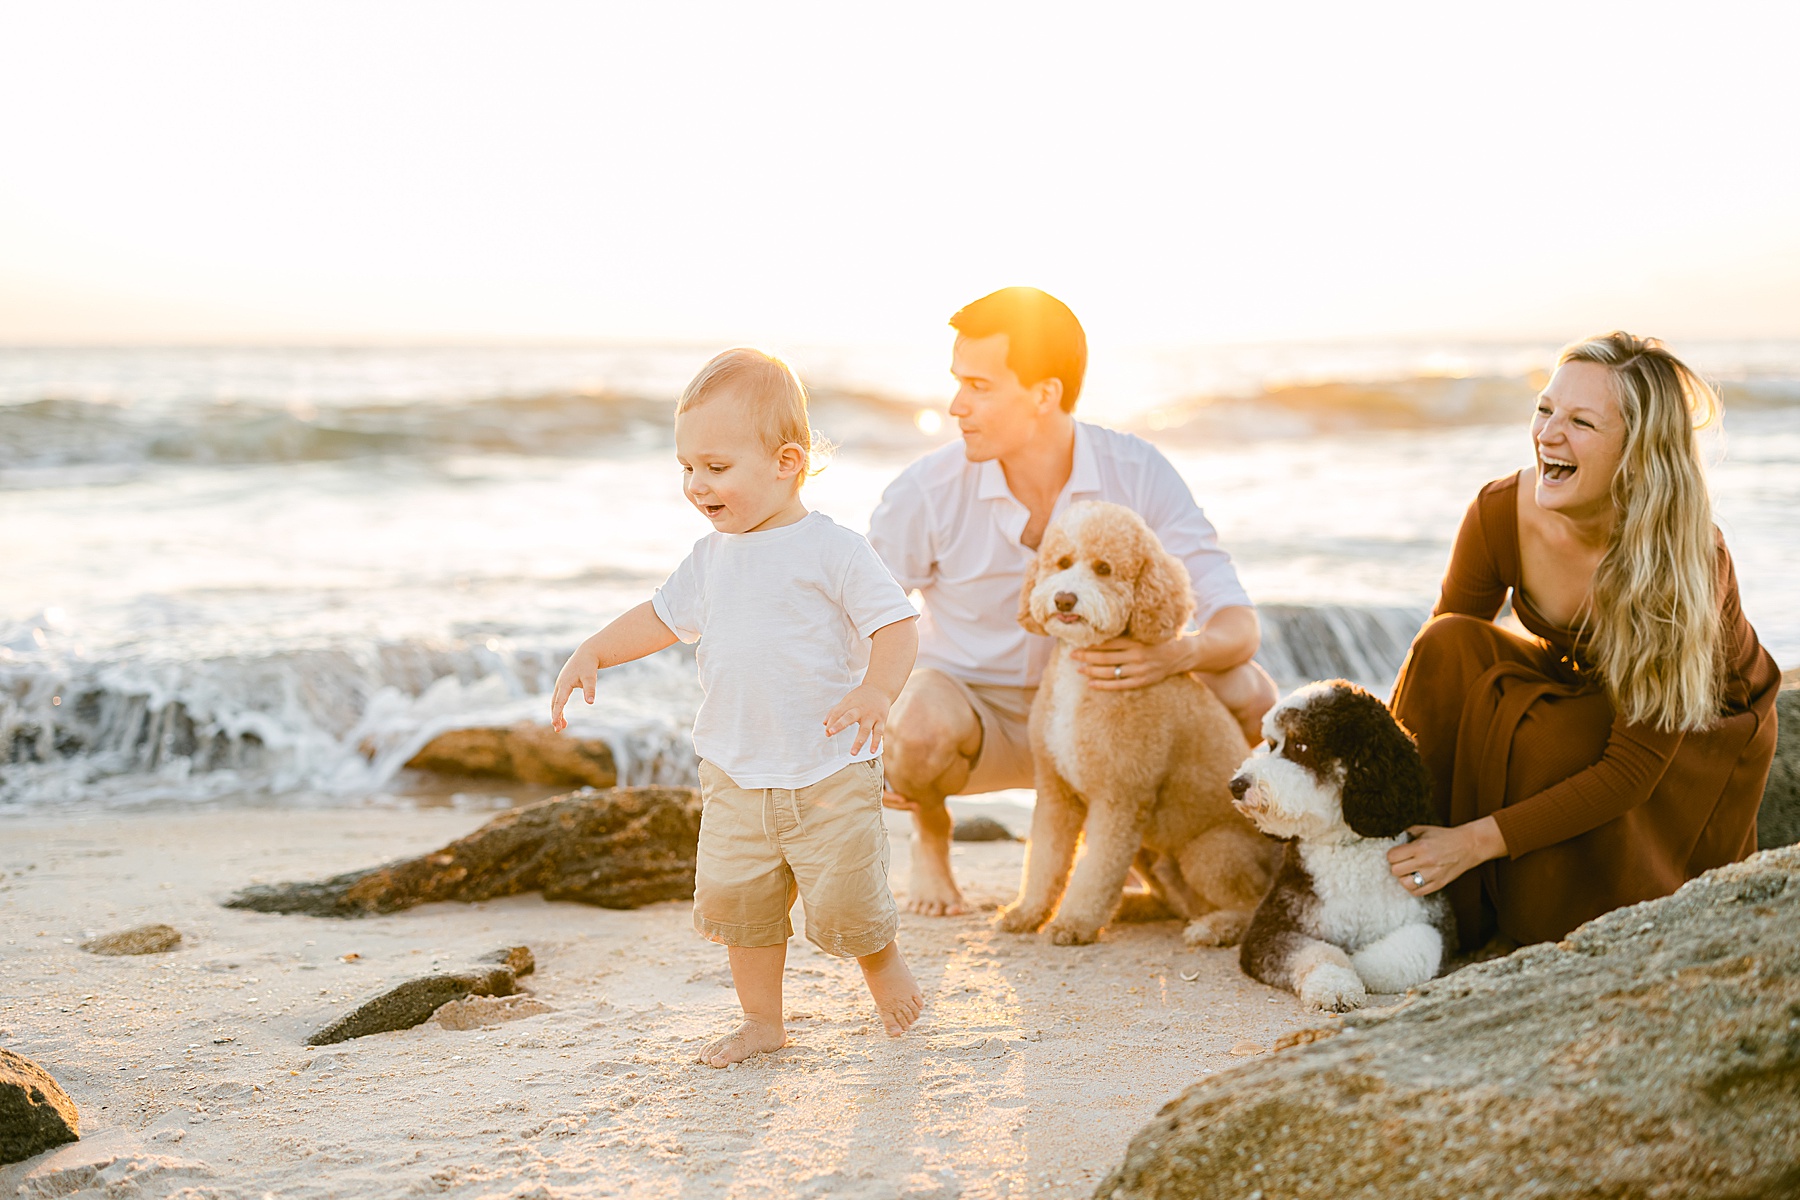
xmin=551 ymin=347 xmax=923 ymax=1067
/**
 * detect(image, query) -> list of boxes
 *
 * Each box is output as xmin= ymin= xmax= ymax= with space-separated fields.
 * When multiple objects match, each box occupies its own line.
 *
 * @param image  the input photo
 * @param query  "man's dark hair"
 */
xmin=949 ymin=287 xmax=1087 ymax=412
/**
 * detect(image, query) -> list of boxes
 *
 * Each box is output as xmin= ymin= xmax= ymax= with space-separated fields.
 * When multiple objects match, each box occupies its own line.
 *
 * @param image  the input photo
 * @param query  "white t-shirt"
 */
xmin=651 ymin=511 xmax=919 ymax=789
xmin=867 ymin=421 xmax=1251 ymax=688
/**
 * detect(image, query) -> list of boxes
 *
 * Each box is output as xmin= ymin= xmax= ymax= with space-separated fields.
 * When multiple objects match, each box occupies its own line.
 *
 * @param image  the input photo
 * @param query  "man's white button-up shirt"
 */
xmin=867 ymin=421 xmax=1251 ymax=688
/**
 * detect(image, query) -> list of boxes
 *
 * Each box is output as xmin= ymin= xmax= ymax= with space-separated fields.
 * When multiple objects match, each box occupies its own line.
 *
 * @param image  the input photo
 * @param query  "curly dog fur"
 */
xmin=994 ymin=502 xmax=1279 ymax=946
xmin=1231 ymin=680 xmax=1456 ymax=1011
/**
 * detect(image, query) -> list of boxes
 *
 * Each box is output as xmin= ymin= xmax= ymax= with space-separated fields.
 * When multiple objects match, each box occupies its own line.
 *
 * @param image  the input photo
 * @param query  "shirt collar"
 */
xmin=1067 ymin=421 xmax=1101 ymax=497
xmin=975 ymin=421 xmax=1101 ymax=504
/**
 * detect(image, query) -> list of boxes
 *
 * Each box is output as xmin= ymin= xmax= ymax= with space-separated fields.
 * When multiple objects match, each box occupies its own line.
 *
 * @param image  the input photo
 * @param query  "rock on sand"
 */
xmin=224 ymin=785 xmax=701 ymax=917
xmin=79 ymin=924 xmax=182 ymax=955
xmin=1098 ymin=842 xmax=1800 ymax=1200
xmin=0 ymin=1048 xmax=80 ymax=1166
xmin=404 ymin=723 xmax=617 ymax=789
xmin=307 ymin=966 xmax=520 ymax=1046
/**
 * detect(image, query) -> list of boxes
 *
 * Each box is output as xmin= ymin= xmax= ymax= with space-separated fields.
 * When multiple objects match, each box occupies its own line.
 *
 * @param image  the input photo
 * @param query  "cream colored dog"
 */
xmin=995 ymin=502 xmax=1279 ymax=946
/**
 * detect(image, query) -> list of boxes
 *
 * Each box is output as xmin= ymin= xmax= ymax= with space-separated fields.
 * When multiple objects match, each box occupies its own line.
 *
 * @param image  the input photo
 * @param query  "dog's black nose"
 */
xmin=1229 ymin=775 xmax=1250 ymax=800
xmin=1054 ymin=591 xmax=1077 ymax=612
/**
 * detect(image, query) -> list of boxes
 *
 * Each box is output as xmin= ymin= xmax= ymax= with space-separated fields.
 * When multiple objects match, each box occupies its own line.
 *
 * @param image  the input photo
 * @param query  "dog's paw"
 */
xmin=1297 ymin=963 xmax=1367 ymax=1013
xmin=1045 ymin=920 xmax=1100 ymax=946
xmin=992 ymin=903 xmax=1048 ymax=935
xmin=1182 ymin=910 xmax=1252 ymax=947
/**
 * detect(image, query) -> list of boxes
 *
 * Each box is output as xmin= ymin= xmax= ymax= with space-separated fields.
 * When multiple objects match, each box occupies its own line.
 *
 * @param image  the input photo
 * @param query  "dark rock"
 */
xmin=1758 ymin=683 xmax=1799 ymax=850
xmin=1097 ymin=843 xmax=1800 ymax=1200
xmin=481 ymin=945 xmax=535 ymax=977
xmin=0 ymin=1047 xmax=80 ymax=1165
xmin=404 ymin=723 xmax=616 ymax=788
xmin=80 ymin=924 xmax=181 ymax=955
xmin=307 ymin=966 xmax=518 ymax=1045
xmin=224 ymin=786 xmax=701 ymax=917
xmin=951 ymin=816 xmax=1015 ymax=842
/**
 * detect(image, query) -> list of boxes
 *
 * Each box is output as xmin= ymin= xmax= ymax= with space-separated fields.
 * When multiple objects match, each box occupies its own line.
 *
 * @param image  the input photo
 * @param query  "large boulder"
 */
xmin=224 ymin=786 xmax=700 ymax=916
xmin=1097 ymin=843 xmax=1800 ymax=1200
xmin=404 ymin=722 xmax=617 ymax=789
xmin=1 ymin=1048 xmax=80 ymax=1166
xmin=1758 ymin=681 xmax=1799 ymax=850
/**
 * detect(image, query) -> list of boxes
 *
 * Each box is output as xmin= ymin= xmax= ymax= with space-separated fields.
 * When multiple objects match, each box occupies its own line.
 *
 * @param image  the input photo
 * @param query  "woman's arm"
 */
xmin=1435 ymin=487 xmax=1511 ymax=620
xmin=1391 ymin=711 xmax=1683 ymax=894
xmin=1490 ymin=719 xmax=1683 ymax=856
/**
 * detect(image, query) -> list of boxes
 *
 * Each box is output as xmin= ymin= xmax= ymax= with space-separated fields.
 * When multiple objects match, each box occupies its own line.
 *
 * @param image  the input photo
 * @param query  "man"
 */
xmin=868 ymin=287 xmax=1277 ymax=916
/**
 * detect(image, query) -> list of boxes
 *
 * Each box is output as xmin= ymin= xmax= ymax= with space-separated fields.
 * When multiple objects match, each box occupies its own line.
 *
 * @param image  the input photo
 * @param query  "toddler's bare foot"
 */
xmin=697 ymin=1018 xmax=787 ymax=1068
xmin=858 ymin=943 xmax=924 ymax=1037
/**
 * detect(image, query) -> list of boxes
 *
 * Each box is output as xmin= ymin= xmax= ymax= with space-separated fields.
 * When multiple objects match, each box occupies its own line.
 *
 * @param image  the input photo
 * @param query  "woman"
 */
xmin=1386 ymin=332 xmax=1782 ymax=950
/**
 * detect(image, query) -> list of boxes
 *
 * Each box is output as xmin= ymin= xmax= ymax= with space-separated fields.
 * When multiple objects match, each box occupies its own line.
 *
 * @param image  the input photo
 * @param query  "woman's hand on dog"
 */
xmin=1072 ymin=636 xmax=1194 ymax=689
xmin=1387 ymin=818 xmax=1508 ymax=896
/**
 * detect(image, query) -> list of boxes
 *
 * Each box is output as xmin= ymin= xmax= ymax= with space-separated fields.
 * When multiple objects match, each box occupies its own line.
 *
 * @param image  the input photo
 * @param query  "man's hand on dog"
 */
xmin=1072 ymin=636 xmax=1192 ymax=690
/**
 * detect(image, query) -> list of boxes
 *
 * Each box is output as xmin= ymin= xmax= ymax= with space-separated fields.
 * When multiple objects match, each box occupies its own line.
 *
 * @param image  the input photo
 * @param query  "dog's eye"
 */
xmin=1294 ymin=743 xmax=1308 ymax=753
xmin=1056 ymin=556 xmax=1072 ymax=570
xmin=1092 ymin=560 xmax=1111 ymax=576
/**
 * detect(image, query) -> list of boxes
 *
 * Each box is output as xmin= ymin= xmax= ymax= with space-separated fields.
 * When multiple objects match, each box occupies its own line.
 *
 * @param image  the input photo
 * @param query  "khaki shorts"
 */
xmin=916 ymin=669 xmax=1038 ymax=795
xmin=693 ymin=757 xmax=897 ymax=958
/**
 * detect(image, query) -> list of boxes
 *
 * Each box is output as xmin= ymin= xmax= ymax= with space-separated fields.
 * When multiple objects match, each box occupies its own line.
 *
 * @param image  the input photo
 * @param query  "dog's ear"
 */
xmin=1017 ymin=544 xmax=1047 ymax=636
xmin=1335 ymin=687 xmax=1437 ymax=838
xmin=1126 ymin=537 xmax=1195 ymax=646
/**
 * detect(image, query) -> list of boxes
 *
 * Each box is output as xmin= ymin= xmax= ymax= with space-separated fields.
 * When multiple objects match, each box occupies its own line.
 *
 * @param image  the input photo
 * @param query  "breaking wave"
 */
xmin=0 ymin=387 xmax=927 ymax=473
xmin=0 ymin=604 xmax=1428 ymax=814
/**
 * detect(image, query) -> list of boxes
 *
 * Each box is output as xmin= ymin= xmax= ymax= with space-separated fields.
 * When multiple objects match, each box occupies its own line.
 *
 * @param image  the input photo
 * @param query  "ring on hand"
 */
xmin=1410 ymin=872 xmax=1424 ymax=888
xmin=1114 ymin=665 xmax=1123 ymax=680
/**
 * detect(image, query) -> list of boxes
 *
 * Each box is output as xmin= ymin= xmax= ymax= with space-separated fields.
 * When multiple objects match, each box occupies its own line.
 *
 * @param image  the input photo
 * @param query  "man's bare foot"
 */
xmin=697 ymin=1018 xmax=787 ymax=1068
xmin=906 ymin=856 xmax=968 ymax=916
xmin=858 ymin=943 xmax=924 ymax=1037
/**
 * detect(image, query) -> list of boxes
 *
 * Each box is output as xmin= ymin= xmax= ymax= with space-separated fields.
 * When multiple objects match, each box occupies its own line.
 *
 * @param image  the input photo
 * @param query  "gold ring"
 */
xmin=1114 ymin=665 xmax=1123 ymax=679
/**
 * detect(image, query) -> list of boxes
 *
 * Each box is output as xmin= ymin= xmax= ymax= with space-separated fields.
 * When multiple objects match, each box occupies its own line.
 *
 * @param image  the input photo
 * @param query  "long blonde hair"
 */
xmin=1562 ymin=332 xmax=1724 ymax=732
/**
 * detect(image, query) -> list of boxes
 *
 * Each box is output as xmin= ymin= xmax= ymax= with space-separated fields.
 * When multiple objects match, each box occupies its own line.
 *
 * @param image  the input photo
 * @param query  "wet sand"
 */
xmin=1 ymin=806 xmax=1332 ymax=1199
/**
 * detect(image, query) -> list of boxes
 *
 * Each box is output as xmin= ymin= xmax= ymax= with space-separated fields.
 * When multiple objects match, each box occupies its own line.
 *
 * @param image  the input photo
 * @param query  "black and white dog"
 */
xmin=1229 ymin=680 xmax=1455 ymax=1012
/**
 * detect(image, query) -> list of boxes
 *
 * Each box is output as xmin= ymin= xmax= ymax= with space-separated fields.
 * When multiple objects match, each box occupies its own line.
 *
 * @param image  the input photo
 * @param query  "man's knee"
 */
xmin=885 ymin=672 xmax=980 ymax=797
xmin=1235 ymin=661 xmax=1278 ymax=725
xmin=1200 ymin=660 xmax=1277 ymax=722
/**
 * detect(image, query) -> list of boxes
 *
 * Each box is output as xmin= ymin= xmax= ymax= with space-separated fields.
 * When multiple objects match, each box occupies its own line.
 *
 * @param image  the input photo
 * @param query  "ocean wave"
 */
xmin=7 ymin=362 xmax=1797 ymax=473
xmin=0 ymin=635 xmax=701 ymax=812
xmin=1131 ymin=374 xmax=1800 ymax=441
xmin=0 ymin=385 xmax=932 ymax=472
xmin=0 ymin=605 xmax=1428 ymax=814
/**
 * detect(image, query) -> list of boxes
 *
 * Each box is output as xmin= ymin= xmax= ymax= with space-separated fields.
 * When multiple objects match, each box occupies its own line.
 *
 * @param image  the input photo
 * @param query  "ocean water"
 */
xmin=3 ymin=342 xmax=1796 ymax=814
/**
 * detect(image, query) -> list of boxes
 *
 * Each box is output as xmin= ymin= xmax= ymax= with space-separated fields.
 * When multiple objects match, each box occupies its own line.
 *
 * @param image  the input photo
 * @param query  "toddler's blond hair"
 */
xmin=677 ymin=348 xmax=818 ymax=469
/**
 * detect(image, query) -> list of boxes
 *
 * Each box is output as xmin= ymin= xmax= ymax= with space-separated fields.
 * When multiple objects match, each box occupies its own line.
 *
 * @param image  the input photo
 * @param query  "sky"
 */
xmin=1 ymin=1 xmax=1797 ymax=348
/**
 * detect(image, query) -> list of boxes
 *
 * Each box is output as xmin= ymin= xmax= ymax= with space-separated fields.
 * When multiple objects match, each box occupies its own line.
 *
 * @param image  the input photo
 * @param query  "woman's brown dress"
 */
xmin=1391 ymin=473 xmax=1782 ymax=949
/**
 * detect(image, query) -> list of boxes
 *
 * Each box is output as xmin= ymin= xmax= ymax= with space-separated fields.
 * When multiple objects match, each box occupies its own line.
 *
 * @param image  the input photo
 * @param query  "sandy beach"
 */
xmin=1 ymin=804 xmax=1333 ymax=1199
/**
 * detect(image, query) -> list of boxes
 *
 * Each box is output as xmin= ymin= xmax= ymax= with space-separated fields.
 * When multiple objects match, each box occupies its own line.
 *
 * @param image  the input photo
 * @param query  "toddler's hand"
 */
xmin=825 ymin=685 xmax=891 ymax=755
xmin=549 ymin=652 xmax=598 ymax=733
